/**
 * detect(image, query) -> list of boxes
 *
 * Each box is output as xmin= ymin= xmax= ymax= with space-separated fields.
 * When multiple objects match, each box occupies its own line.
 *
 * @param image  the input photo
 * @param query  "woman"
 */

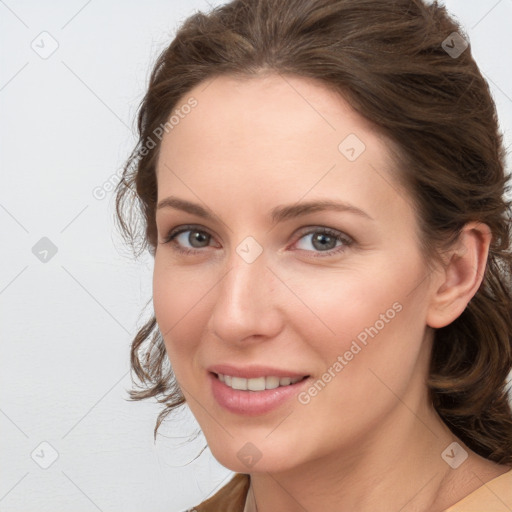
xmin=115 ymin=0 xmax=512 ymax=510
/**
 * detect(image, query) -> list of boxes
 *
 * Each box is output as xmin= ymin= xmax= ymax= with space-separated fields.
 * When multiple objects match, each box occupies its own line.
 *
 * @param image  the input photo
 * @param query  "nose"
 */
xmin=208 ymin=251 xmax=284 ymax=345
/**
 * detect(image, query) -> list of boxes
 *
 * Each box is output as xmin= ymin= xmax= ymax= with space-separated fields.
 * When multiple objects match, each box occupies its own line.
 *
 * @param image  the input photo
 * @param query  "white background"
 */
xmin=1 ymin=1 xmax=511 ymax=511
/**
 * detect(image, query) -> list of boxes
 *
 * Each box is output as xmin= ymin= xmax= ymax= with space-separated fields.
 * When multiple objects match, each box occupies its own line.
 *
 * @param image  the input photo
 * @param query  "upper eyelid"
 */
xmin=164 ymin=224 xmax=217 ymax=241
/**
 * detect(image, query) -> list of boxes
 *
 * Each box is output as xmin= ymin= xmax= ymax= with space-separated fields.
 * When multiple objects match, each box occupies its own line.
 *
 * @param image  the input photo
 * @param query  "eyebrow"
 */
xmin=156 ymin=196 xmax=373 ymax=223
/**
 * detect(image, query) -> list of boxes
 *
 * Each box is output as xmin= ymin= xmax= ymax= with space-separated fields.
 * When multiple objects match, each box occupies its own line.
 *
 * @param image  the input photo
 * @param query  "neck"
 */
xmin=245 ymin=396 xmax=475 ymax=512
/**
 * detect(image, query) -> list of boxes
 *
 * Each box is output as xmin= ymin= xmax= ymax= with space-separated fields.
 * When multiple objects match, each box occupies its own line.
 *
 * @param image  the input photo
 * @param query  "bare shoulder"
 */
xmin=449 ymin=451 xmax=511 ymax=499
xmin=466 ymin=454 xmax=511 ymax=482
xmin=434 ymin=447 xmax=511 ymax=511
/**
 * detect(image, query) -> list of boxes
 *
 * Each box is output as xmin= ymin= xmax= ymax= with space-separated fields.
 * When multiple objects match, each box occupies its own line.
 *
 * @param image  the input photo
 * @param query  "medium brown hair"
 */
xmin=115 ymin=0 xmax=512 ymax=464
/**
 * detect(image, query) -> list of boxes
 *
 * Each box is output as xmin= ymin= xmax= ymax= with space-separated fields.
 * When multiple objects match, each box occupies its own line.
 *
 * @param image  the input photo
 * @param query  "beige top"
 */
xmin=192 ymin=469 xmax=512 ymax=511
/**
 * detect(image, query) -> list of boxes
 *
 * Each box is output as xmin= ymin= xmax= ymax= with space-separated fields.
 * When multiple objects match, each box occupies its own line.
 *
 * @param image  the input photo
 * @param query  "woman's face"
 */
xmin=153 ymin=74 xmax=438 ymax=473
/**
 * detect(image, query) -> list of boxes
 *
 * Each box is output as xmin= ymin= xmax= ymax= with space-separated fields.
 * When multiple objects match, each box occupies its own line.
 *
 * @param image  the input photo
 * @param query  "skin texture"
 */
xmin=152 ymin=74 xmax=509 ymax=511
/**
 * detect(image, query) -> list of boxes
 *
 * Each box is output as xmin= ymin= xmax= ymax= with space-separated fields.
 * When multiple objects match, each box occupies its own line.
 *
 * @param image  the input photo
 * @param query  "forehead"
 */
xmin=158 ymin=73 xmax=381 ymax=164
xmin=155 ymin=74 xmax=411 ymax=226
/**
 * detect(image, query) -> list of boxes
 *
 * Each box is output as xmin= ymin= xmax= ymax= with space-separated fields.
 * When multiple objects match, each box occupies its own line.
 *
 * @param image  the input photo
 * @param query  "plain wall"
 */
xmin=1 ymin=1 xmax=511 ymax=511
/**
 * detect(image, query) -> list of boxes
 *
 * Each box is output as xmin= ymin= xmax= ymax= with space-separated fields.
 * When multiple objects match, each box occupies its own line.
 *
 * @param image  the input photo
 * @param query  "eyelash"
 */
xmin=161 ymin=224 xmax=353 ymax=258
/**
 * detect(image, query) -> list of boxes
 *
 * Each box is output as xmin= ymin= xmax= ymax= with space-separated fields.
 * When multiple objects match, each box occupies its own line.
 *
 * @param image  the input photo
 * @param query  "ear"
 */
xmin=426 ymin=222 xmax=492 ymax=329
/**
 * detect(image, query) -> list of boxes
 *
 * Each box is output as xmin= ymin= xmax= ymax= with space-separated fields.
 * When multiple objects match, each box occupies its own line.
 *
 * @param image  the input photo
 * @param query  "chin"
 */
xmin=208 ymin=438 xmax=303 ymax=475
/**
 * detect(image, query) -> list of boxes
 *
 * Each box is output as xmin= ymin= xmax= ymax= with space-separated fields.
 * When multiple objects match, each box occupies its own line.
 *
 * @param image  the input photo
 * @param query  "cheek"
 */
xmin=279 ymin=256 xmax=424 ymax=346
xmin=282 ymin=251 xmax=429 ymax=391
xmin=292 ymin=257 xmax=429 ymax=411
xmin=152 ymin=258 xmax=211 ymax=374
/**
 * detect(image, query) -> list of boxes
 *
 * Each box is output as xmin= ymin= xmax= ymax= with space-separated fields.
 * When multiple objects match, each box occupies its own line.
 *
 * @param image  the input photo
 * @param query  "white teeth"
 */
xmin=248 ymin=377 xmax=266 ymax=391
xmin=231 ymin=377 xmax=248 ymax=390
xmin=217 ymin=373 xmax=305 ymax=391
xmin=265 ymin=376 xmax=280 ymax=389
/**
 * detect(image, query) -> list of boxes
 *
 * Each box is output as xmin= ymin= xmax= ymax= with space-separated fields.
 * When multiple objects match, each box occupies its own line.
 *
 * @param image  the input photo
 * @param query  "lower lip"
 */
xmin=209 ymin=372 xmax=309 ymax=416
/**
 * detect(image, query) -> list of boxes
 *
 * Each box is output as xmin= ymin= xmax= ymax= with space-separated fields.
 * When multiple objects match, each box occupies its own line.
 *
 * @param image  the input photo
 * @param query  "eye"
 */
xmin=160 ymin=225 xmax=353 ymax=257
xmin=161 ymin=225 xmax=217 ymax=254
xmin=293 ymin=227 xmax=352 ymax=256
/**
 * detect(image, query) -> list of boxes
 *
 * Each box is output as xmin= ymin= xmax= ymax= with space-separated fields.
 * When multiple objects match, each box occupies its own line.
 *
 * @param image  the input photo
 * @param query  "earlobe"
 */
xmin=426 ymin=222 xmax=492 ymax=329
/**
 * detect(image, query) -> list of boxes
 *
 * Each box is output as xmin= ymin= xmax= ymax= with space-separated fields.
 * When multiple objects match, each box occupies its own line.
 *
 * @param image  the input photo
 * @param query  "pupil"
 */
xmin=190 ymin=231 xmax=209 ymax=248
xmin=313 ymin=233 xmax=335 ymax=251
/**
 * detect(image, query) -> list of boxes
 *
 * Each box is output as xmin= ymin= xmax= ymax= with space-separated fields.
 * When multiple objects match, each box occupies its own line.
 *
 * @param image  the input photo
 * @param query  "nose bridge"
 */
xmin=210 ymin=246 xmax=280 ymax=343
xmin=226 ymin=257 xmax=261 ymax=304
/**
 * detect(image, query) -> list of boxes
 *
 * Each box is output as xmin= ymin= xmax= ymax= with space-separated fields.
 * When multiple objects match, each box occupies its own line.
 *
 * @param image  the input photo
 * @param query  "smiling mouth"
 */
xmin=215 ymin=373 xmax=309 ymax=391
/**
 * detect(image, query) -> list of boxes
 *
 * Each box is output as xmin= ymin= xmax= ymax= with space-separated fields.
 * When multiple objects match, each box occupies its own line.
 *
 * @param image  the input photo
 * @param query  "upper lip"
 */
xmin=208 ymin=364 xmax=309 ymax=379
